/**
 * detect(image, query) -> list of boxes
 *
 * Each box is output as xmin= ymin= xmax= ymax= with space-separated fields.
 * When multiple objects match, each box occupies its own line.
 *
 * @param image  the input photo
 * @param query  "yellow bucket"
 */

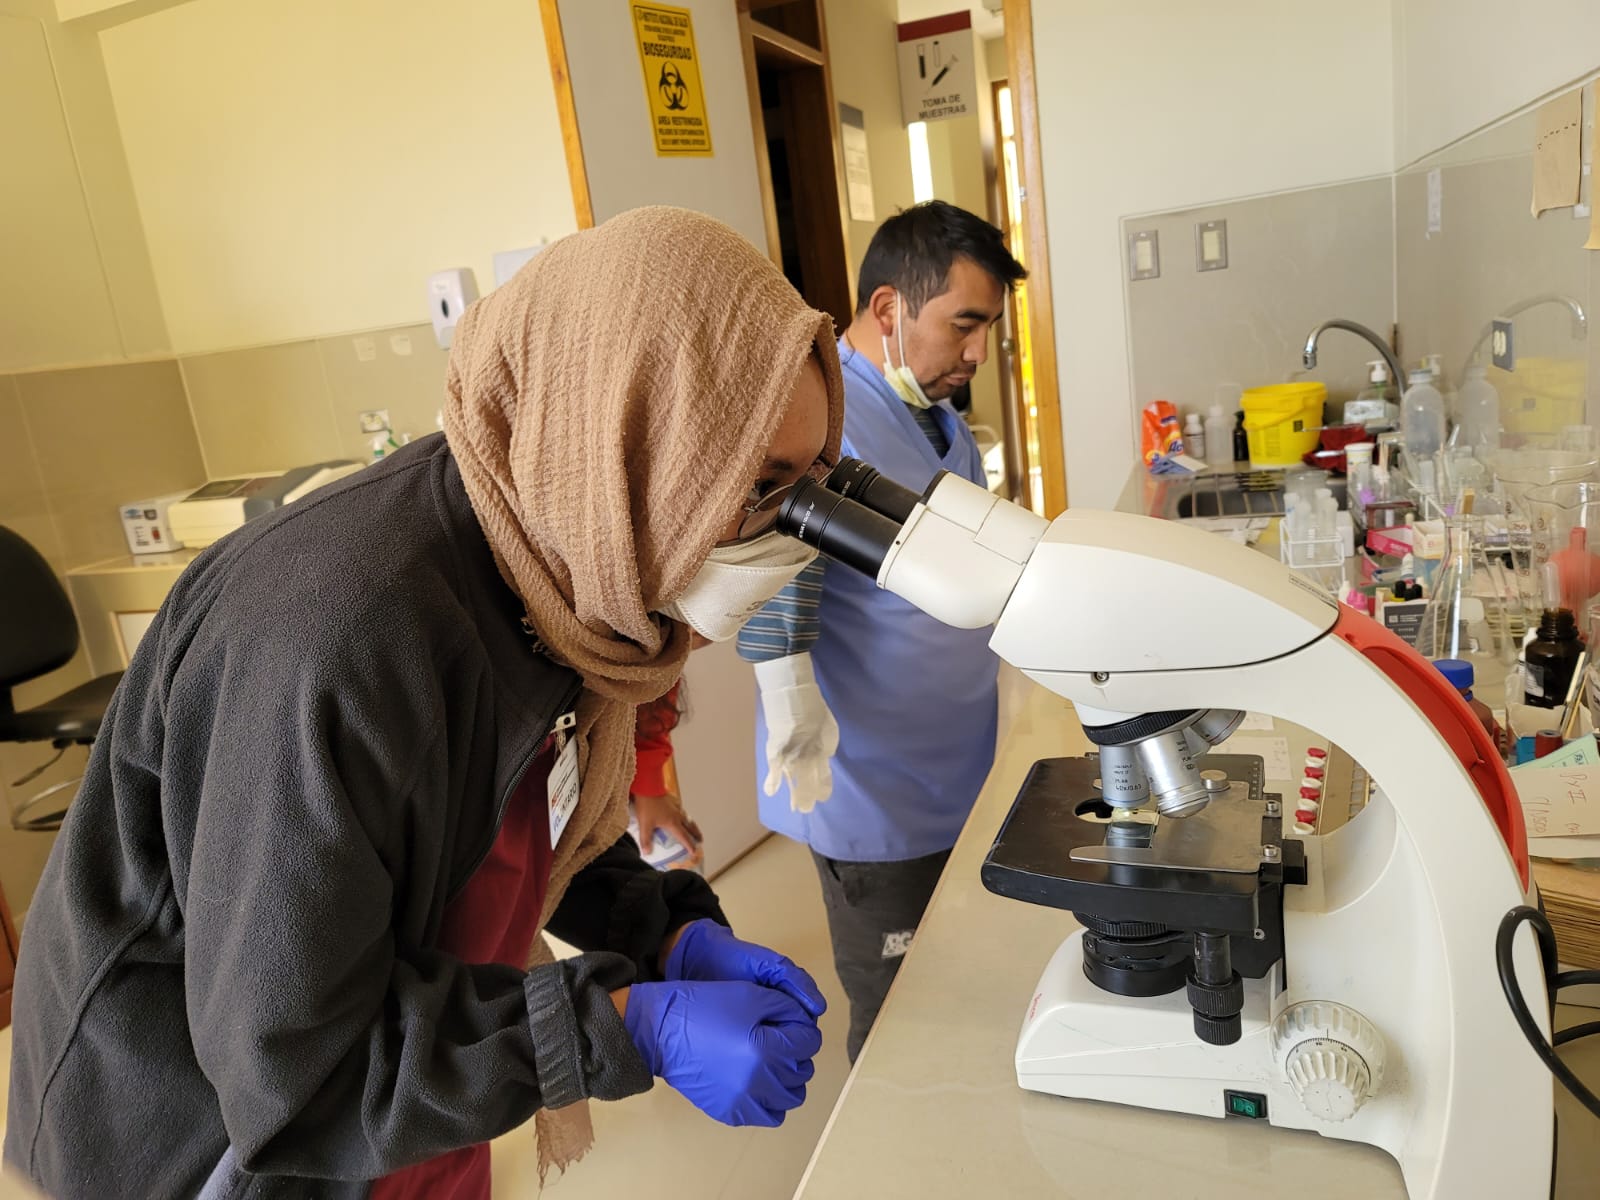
xmin=1240 ymin=383 xmax=1326 ymax=467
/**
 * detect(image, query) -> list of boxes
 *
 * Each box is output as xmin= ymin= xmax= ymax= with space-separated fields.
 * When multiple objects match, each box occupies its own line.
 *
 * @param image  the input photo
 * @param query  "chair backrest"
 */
xmin=0 ymin=527 xmax=78 ymax=690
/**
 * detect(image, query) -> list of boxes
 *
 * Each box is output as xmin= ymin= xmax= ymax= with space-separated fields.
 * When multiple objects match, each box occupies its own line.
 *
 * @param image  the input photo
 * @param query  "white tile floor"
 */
xmin=0 ymin=832 xmax=847 ymax=1200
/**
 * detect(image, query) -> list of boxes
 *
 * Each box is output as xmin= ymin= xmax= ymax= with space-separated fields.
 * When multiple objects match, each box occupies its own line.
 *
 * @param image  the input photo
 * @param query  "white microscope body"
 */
xmin=784 ymin=464 xmax=1550 ymax=1200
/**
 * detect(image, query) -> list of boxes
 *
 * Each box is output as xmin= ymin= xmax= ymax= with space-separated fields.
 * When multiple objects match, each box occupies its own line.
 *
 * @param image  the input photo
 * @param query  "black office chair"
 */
xmin=0 ymin=527 xmax=124 ymax=831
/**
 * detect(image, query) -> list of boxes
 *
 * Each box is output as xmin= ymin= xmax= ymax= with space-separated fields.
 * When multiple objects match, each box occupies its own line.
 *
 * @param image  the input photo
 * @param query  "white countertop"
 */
xmin=65 ymin=548 xmax=201 ymax=576
xmin=793 ymin=674 xmax=1600 ymax=1199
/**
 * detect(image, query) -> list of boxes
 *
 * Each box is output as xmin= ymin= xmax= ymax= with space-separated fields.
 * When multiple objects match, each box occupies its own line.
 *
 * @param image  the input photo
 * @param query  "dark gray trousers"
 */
xmin=810 ymin=847 xmax=953 ymax=1062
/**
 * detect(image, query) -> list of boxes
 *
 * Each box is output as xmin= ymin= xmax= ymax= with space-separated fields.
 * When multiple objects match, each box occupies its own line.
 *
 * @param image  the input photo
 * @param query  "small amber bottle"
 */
xmin=1525 ymin=565 xmax=1584 ymax=709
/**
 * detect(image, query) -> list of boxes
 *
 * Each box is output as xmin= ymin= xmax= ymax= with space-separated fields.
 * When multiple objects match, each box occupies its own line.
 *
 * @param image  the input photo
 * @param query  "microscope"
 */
xmin=777 ymin=459 xmax=1550 ymax=1200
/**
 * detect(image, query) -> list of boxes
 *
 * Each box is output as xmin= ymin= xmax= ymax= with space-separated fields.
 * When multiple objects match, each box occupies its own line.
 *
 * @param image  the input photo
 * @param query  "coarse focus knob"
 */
xmin=1270 ymin=1001 xmax=1385 ymax=1122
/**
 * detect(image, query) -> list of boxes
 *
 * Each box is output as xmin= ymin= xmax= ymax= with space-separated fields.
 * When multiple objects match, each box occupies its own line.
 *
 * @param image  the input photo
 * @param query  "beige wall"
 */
xmin=822 ymin=0 xmax=916 ymax=283
xmin=1030 ymin=0 xmax=1395 ymax=506
xmin=1126 ymin=179 xmax=1396 ymax=428
xmin=983 ymin=30 xmax=1006 ymax=82
xmin=1393 ymin=0 xmax=1600 ymax=166
xmin=100 ymin=0 xmax=576 ymax=354
xmin=555 ymin=0 xmax=766 ymax=247
xmin=0 ymin=0 xmax=166 ymax=372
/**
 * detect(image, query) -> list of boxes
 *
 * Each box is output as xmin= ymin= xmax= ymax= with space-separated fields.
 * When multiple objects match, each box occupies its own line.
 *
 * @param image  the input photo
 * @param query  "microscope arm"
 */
xmin=863 ymin=470 xmax=1527 ymax=884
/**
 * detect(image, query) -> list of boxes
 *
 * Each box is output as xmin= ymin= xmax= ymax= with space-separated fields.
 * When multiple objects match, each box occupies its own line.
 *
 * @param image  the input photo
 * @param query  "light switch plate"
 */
xmin=1492 ymin=319 xmax=1516 ymax=371
xmin=1128 ymin=229 xmax=1160 ymax=281
xmin=1196 ymin=220 xmax=1228 ymax=271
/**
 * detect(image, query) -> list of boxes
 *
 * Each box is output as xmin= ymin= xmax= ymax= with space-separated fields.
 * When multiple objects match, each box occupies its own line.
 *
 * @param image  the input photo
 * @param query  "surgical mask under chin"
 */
xmin=663 ymin=532 xmax=818 ymax=642
xmin=881 ymin=291 xmax=934 ymax=409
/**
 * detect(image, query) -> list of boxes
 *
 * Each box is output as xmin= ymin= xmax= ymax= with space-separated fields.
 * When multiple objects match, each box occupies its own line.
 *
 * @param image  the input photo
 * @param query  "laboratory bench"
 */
xmin=65 ymin=549 xmax=203 ymax=676
xmin=792 ymin=675 xmax=1600 ymax=1200
xmin=793 ymin=469 xmax=1600 ymax=1199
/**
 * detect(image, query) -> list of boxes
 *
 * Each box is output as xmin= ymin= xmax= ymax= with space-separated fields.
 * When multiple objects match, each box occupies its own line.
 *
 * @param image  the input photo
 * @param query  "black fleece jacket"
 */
xmin=5 ymin=435 xmax=723 ymax=1198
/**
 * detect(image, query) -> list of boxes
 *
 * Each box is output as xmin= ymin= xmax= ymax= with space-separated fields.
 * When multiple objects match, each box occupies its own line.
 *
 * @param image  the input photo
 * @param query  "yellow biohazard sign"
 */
xmin=632 ymin=3 xmax=713 ymax=157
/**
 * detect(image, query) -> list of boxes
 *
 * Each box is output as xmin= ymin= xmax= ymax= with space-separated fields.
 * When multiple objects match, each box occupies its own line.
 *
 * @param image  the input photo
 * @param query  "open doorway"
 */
xmin=737 ymin=0 xmax=853 ymax=331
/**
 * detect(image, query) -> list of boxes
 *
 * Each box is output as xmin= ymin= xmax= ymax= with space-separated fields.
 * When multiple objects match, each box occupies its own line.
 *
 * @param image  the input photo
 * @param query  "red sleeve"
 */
xmin=632 ymin=686 xmax=679 ymax=799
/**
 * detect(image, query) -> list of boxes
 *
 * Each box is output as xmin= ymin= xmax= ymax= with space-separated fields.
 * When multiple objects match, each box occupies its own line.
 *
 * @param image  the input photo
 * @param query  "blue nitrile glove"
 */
xmin=622 ymin=980 xmax=822 ymax=1126
xmin=666 ymin=919 xmax=828 ymax=1018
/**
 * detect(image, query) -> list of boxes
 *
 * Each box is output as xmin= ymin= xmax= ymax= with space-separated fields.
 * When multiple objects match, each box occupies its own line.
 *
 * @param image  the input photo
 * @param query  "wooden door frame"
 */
xmin=1002 ymin=0 xmax=1068 ymax=515
xmin=539 ymin=0 xmax=594 ymax=229
xmin=990 ymin=76 xmax=1027 ymax=507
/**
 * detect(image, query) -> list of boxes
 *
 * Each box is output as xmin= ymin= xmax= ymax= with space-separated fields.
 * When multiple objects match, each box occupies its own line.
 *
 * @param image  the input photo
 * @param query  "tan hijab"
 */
xmin=442 ymin=206 xmax=844 ymax=1179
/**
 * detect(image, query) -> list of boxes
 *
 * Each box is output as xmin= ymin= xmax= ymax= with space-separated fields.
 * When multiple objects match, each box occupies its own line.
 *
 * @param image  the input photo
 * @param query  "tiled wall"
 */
xmin=1124 ymin=178 xmax=1397 ymax=432
xmin=1396 ymin=98 xmax=1597 ymax=434
xmin=0 ymin=321 xmax=448 ymax=921
xmin=182 ymin=322 xmax=451 ymax=477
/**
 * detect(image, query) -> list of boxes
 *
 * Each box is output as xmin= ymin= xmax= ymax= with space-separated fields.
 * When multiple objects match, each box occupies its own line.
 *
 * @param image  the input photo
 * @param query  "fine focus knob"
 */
xmin=1270 ymin=1002 xmax=1385 ymax=1122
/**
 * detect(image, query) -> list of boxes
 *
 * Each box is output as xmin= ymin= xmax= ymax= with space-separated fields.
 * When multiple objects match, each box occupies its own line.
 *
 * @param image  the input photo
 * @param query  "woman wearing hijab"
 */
xmin=6 ymin=208 xmax=841 ymax=1199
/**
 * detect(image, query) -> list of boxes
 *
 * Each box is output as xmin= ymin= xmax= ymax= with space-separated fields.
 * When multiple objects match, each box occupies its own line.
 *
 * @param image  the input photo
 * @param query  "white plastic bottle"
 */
xmin=1455 ymin=365 xmax=1501 ymax=457
xmin=1204 ymin=404 xmax=1232 ymax=466
xmin=1183 ymin=412 xmax=1206 ymax=461
xmin=1401 ymin=367 xmax=1447 ymax=465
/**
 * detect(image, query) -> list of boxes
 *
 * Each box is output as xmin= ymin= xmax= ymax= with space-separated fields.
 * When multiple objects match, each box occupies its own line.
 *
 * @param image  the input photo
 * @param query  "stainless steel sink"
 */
xmin=1156 ymin=472 xmax=1347 ymax=520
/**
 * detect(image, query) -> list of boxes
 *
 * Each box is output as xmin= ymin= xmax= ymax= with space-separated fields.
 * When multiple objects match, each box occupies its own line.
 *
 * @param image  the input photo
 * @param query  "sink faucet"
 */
xmin=1459 ymin=293 xmax=1588 ymax=382
xmin=1302 ymin=319 xmax=1405 ymax=395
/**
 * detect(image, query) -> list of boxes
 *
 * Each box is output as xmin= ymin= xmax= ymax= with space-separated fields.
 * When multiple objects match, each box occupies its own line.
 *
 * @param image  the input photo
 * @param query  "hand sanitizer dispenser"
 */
xmin=427 ymin=268 xmax=479 ymax=349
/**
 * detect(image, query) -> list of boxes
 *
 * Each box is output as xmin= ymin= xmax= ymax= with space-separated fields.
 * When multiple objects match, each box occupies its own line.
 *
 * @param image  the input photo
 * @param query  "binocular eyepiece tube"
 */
xmin=777 ymin=457 xmax=931 ymax=579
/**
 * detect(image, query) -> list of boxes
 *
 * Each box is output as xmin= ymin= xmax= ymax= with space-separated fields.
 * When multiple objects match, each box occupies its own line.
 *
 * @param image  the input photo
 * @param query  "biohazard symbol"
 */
xmin=658 ymin=62 xmax=689 ymax=111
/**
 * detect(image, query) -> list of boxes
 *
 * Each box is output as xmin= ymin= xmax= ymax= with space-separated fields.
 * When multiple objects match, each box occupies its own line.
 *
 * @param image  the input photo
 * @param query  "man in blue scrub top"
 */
xmin=739 ymin=202 xmax=1026 ymax=1060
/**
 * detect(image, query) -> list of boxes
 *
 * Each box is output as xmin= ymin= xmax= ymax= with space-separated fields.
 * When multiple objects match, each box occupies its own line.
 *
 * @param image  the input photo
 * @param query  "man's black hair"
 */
xmin=854 ymin=200 xmax=1026 ymax=317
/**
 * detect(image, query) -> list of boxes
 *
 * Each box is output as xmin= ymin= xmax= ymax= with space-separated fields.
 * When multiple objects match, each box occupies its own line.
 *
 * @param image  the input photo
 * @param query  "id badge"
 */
xmin=547 ymin=711 xmax=581 ymax=849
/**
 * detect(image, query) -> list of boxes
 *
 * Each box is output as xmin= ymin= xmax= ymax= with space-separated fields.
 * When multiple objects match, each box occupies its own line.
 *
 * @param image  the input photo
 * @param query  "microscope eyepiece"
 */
xmin=777 ymin=476 xmax=905 ymax=579
xmin=823 ymin=457 xmax=923 ymax=524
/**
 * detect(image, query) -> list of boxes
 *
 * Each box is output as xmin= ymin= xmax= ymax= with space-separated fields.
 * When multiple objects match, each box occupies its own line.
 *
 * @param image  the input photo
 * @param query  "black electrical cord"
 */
xmin=1496 ymin=907 xmax=1600 ymax=1120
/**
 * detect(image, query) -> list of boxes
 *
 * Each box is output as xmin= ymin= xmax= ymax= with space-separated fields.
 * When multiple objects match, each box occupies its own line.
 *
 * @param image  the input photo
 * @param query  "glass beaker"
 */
xmin=1492 ymin=447 xmax=1599 ymax=519
xmin=1416 ymin=516 xmax=1513 ymax=666
xmin=1561 ymin=425 xmax=1600 ymax=456
xmin=1523 ymin=480 xmax=1600 ymax=617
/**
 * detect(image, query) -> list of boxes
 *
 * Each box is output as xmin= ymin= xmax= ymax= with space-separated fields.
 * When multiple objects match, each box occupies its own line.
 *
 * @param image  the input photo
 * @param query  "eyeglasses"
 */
xmin=732 ymin=456 xmax=834 ymax=542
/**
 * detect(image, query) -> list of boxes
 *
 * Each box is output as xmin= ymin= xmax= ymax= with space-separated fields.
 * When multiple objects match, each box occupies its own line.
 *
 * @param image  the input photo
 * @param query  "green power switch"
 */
xmin=1224 ymin=1089 xmax=1269 ymax=1119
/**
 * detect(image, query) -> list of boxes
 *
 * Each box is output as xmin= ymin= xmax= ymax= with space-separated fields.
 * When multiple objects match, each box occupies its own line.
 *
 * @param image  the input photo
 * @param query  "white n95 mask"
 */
xmin=880 ymin=289 xmax=933 ymax=410
xmin=663 ymin=532 xmax=818 ymax=642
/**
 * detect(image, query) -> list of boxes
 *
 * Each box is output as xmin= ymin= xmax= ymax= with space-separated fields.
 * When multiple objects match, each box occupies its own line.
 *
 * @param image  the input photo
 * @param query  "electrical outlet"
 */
xmin=359 ymin=409 xmax=391 ymax=434
xmin=1491 ymin=320 xmax=1515 ymax=371
xmin=1128 ymin=229 xmax=1160 ymax=281
xmin=1196 ymin=220 xmax=1228 ymax=272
